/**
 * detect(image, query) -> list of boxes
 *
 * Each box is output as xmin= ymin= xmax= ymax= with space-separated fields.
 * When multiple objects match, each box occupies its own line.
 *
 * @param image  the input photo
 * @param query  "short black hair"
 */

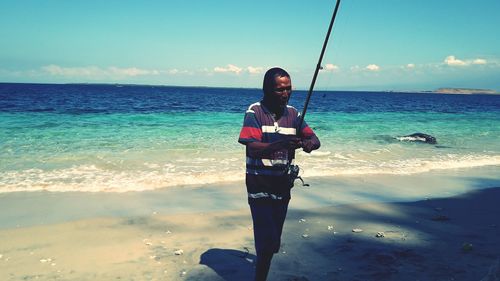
xmin=263 ymin=67 xmax=290 ymax=96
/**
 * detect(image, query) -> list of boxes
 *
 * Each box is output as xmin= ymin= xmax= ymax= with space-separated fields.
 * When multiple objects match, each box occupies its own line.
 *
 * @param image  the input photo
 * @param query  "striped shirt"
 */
xmin=238 ymin=101 xmax=319 ymax=203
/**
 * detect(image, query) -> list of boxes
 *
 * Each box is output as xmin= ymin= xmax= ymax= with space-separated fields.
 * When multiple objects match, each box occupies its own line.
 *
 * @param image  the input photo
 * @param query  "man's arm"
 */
xmin=300 ymin=134 xmax=320 ymax=153
xmin=247 ymin=137 xmax=301 ymax=158
xmin=297 ymin=118 xmax=321 ymax=153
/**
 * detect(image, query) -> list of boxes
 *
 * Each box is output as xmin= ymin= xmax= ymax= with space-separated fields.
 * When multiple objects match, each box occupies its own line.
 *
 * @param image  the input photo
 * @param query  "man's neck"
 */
xmin=262 ymin=99 xmax=285 ymax=119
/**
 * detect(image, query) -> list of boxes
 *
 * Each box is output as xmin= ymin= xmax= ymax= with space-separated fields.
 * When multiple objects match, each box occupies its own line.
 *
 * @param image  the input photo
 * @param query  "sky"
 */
xmin=1 ymin=0 xmax=499 ymax=91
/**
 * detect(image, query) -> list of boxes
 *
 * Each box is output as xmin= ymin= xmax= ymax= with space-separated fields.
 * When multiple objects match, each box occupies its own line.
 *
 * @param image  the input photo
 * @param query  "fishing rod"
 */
xmin=287 ymin=0 xmax=342 ymax=187
xmin=297 ymin=0 xmax=342 ymax=133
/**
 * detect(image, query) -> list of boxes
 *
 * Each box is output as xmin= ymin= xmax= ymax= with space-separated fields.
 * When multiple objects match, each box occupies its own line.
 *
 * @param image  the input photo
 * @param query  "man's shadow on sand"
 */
xmin=196 ymin=248 xmax=255 ymax=281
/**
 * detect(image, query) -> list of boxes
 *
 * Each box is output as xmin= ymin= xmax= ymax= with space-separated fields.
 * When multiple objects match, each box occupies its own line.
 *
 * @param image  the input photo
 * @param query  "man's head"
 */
xmin=262 ymin=67 xmax=292 ymax=110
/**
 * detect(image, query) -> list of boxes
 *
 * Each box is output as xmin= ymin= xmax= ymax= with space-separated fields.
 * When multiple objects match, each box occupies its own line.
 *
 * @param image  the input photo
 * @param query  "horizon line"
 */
xmin=0 ymin=81 xmax=498 ymax=94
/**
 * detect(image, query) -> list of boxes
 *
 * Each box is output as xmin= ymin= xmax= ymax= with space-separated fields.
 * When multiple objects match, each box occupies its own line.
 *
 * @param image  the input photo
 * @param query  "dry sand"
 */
xmin=1 ymin=167 xmax=499 ymax=281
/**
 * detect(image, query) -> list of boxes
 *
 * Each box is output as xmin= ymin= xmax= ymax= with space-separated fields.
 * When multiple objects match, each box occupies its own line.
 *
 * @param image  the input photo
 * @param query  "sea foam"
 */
xmin=1 ymin=154 xmax=499 ymax=193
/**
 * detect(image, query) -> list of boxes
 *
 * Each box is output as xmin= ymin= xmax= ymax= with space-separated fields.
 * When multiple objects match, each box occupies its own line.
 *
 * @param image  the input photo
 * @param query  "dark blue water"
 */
xmin=1 ymin=83 xmax=499 ymax=192
xmin=1 ymin=83 xmax=499 ymax=115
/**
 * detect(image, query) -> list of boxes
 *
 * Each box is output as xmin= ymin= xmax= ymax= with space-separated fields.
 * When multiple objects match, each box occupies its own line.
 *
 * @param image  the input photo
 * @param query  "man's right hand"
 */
xmin=280 ymin=136 xmax=302 ymax=150
xmin=247 ymin=137 xmax=302 ymax=158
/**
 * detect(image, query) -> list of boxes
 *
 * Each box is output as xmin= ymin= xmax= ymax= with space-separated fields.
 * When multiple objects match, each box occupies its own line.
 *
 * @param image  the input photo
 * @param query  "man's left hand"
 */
xmin=302 ymin=139 xmax=315 ymax=153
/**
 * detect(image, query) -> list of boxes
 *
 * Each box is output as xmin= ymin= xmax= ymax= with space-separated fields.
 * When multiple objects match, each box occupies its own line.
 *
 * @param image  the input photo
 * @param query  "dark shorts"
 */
xmin=249 ymin=199 xmax=290 ymax=255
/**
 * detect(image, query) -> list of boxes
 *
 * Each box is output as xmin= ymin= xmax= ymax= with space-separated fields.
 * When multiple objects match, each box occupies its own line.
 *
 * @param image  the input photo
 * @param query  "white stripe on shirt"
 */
xmin=262 ymin=125 xmax=296 ymax=135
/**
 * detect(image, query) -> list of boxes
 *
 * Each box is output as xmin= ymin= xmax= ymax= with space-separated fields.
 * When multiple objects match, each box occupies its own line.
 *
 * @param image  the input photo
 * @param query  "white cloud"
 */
xmin=444 ymin=55 xmax=490 ymax=67
xmin=472 ymin=58 xmax=487 ymax=65
xmin=211 ymin=64 xmax=266 ymax=75
xmin=213 ymin=64 xmax=243 ymax=74
xmin=323 ymin=63 xmax=339 ymax=71
xmin=247 ymin=66 xmax=264 ymax=74
xmin=444 ymin=56 xmax=467 ymax=66
xmin=365 ymin=64 xmax=380 ymax=71
xmin=167 ymin=68 xmax=192 ymax=75
xmin=42 ymin=65 xmax=159 ymax=78
xmin=42 ymin=65 xmax=102 ymax=76
xmin=109 ymin=67 xmax=159 ymax=76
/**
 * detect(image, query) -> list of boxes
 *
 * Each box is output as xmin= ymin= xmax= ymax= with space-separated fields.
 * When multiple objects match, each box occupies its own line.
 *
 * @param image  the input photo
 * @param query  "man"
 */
xmin=238 ymin=67 xmax=320 ymax=281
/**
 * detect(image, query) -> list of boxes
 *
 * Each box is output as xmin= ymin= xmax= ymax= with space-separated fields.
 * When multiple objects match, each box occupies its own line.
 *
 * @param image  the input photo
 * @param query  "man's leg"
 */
xmin=272 ymin=199 xmax=290 ymax=249
xmin=250 ymin=199 xmax=290 ymax=281
xmin=250 ymin=202 xmax=277 ymax=281
xmin=254 ymin=250 xmax=274 ymax=281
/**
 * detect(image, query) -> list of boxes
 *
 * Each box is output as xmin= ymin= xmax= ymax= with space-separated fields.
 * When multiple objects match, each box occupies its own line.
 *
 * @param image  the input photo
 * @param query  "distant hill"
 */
xmin=434 ymin=88 xmax=498 ymax=94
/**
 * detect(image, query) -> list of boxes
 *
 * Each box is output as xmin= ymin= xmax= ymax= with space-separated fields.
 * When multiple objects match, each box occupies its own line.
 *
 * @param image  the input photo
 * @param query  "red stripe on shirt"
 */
xmin=302 ymin=126 xmax=314 ymax=137
xmin=239 ymin=126 xmax=262 ymax=141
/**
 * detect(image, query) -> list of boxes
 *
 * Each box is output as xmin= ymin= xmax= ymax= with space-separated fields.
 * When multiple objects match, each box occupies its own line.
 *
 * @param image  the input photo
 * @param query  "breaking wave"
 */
xmin=1 ymin=153 xmax=499 ymax=193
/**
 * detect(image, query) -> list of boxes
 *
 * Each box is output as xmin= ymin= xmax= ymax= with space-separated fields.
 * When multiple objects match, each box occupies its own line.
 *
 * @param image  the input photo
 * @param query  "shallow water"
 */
xmin=1 ymin=83 xmax=499 ymax=192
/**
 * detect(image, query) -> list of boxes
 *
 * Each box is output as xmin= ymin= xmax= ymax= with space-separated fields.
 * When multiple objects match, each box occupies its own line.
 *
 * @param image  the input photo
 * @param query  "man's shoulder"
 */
xmin=286 ymin=105 xmax=299 ymax=116
xmin=246 ymin=101 xmax=262 ymax=113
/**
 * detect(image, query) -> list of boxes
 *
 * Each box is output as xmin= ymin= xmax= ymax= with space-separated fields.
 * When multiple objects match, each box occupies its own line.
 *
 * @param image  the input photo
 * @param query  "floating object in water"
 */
xmin=462 ymin=243 xmax=473 ymax=252
xmin=352 ymin=228 xmax=363 ymax=233
xmin=376 ymin=232 xmax=385 ymax=238
xmin=397 ymin=133 xmax=437 ymax=144
xmin=174 ymin=249 xmax=184 ymax=255
xmin=327 ymin=225 xmax=334 ymax=230
xmin=302 ymin=234 xmax=309 ymax=238
xmin=299 ymin=218 xmax=306 ymax=223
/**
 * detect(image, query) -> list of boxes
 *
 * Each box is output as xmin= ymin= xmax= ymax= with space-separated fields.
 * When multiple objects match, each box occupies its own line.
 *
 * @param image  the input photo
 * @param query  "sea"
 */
xmin=1 ymin=83 xmax=499 ymax=193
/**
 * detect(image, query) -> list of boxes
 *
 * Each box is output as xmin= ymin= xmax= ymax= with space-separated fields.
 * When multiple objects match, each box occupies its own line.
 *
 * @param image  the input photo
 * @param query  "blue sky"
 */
xmin=1 ymin=0 xmax=499 ymax=91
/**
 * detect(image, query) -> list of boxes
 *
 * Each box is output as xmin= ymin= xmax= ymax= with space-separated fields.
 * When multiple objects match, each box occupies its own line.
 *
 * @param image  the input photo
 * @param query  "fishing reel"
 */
xmin=286 ymin=164 xmax=309 ymax=187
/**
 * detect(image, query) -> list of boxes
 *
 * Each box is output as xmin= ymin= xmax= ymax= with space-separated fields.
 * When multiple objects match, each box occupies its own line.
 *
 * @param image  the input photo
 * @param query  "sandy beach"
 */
xmin=2 ymin=0 xmax=500 ymax=279
xmin=1 ymin=166 xmax=499 ymax=281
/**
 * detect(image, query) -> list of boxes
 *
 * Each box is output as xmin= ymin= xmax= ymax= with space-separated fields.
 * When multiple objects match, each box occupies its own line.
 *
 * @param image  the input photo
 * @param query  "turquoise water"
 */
xmin=0 ymin=84 xmax=499 ymax=192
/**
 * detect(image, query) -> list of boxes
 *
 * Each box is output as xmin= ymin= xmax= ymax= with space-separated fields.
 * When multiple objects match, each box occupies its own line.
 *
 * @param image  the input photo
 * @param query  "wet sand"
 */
xmin=1 ymin=167 xmax=499 ymax=280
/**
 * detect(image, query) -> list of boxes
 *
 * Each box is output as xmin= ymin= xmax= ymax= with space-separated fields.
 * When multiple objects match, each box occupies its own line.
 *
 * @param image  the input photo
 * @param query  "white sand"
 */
xmin=0 ymin=166 xmax=499 ymax=280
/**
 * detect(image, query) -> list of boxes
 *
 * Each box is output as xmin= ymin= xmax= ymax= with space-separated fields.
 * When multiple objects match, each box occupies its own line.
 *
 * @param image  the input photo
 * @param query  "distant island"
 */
xmin=433 ymin=88 xmax=498 ymax=95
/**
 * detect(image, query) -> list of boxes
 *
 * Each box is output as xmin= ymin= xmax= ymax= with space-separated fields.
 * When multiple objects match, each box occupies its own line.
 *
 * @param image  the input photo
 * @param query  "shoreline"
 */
xmin=1 ymin=165 xmax=499 ymax=229
xmin=1 ymin=166 xmax=499 ymax=280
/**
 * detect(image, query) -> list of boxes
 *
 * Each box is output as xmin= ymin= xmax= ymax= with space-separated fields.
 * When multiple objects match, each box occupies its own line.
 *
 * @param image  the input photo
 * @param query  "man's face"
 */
xmin=269 ymin=76 xmax=292 ymax=108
